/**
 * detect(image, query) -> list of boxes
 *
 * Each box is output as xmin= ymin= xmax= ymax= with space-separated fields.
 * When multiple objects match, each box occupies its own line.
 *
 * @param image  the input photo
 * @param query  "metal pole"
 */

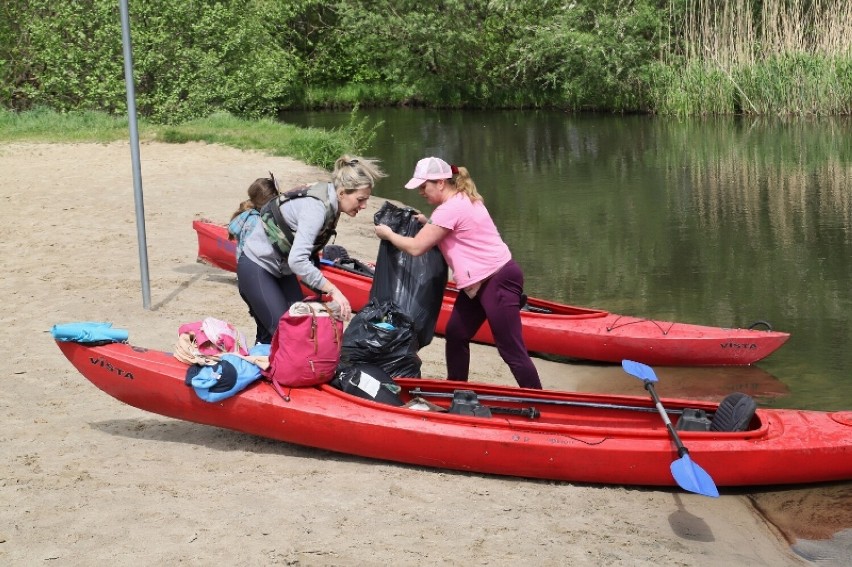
xmin=119 ymin=0 xmax=151 ymax=309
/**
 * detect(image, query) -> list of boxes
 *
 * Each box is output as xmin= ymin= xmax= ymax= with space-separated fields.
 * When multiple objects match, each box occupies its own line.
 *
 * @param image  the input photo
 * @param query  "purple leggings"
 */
xmin=444 ymin=260 xmax=542 ymax=389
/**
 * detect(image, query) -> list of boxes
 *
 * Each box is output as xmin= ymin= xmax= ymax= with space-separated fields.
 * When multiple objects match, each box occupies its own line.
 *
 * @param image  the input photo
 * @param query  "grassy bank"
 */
xmin=0 ymin=108 xmax=379 ymax=170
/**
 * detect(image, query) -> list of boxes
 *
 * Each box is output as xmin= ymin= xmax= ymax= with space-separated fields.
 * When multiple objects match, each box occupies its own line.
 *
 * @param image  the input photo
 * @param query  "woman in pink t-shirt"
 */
xmin=375 ymin=157 xmax=542 ymax=389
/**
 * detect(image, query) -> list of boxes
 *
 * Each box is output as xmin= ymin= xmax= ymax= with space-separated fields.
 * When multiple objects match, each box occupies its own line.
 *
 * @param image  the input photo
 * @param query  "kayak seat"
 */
xmin=322 ymin=244 xmax=375 ymax=276
xmin=339 ymin=257 xmax=375 ymax=277
xmin=519 ymin=294 xmax=553 ymax=314
xmin=323 ymin=244 xmax=350 ymax=262
xmin=710 ymin=392 xmax=757 ymax=432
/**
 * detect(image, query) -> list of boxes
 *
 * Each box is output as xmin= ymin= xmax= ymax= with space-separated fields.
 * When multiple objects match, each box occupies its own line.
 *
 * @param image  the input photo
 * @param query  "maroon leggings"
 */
xmin=444 ymin=260 xmax=542 ymax=389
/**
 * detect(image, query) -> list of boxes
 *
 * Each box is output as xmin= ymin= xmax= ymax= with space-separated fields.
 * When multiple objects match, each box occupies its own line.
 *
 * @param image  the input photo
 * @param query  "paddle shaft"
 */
xmin=644 ymin=381 xmax=688 ymax=458
xmin=409 ymin=388 xmax=682 ymax=415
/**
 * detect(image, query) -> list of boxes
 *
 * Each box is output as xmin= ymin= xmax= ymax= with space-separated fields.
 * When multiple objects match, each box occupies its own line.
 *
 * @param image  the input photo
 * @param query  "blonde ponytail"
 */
xmin=449 ymin=166 xmax=483 ymax=203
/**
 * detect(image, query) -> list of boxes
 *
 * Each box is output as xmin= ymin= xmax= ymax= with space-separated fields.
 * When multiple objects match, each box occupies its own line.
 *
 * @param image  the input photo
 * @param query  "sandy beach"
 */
xmin=0 ymin=141 xmax=814 ymax=565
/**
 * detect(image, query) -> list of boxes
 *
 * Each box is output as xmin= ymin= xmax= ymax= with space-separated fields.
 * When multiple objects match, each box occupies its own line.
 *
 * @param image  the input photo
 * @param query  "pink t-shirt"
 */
xmin=430 ymin=193 xmax=511 ymax=289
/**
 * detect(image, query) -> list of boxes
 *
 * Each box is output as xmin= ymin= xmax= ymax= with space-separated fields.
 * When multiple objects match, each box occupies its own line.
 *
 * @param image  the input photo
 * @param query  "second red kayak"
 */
xmin=192 ymin=219 xmax=790 ymax=366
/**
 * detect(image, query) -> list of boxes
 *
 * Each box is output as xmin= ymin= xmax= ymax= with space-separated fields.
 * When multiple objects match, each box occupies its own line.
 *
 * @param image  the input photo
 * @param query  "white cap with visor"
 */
xmin=404 ymin=157 xmax=454 ymax=189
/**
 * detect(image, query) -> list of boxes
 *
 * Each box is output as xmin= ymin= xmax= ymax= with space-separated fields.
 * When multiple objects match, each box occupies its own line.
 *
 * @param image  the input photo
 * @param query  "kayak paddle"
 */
xmin=621 ymin=359 xmax=720 ymax=498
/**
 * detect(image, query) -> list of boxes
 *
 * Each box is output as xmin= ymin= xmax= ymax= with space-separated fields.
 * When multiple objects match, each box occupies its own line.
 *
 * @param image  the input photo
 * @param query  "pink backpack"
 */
xmin=263 ymin=302 xmax=343 ymax=393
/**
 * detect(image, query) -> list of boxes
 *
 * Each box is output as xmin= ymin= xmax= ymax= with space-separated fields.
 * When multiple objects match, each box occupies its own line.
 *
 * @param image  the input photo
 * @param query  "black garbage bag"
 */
xmin=331 ymin=364 xmax=404 ymax=406
xmin=372 ymin=201 xmax=447 ymax=348
xmin=340 ymin=299 xmax=421 ymax=378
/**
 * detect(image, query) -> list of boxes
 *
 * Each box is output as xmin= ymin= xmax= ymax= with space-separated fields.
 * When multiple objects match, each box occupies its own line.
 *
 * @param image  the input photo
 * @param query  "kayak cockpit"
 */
xmin=320 ymin=378 xmax=765 ymax=436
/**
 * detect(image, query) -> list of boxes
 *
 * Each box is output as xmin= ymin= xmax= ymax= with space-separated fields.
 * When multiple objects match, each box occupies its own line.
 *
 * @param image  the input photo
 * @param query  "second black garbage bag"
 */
xmin=339 ymin=299 xmax=422 ymax=378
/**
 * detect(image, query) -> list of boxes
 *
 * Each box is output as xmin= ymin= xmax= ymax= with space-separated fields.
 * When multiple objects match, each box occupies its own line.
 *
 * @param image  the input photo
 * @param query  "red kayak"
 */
xmin=57 ymin=339 xmax=852 ymax=488
xmin=193 ymin=219 xmax=790 ymax=366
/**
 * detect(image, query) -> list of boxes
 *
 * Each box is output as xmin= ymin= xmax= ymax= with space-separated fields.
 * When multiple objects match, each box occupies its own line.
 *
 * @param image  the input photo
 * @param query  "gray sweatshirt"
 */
xmin=242 ymin=182 xmax=338 ymax=291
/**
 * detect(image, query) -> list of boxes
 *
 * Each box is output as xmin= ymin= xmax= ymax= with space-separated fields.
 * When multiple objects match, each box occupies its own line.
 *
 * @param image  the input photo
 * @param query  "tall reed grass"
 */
xmin=656 ymin=0 xmax=852 ymax=115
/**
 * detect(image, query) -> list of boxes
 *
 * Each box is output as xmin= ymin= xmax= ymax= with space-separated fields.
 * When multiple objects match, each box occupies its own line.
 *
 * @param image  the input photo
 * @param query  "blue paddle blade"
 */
xmin=621 ymin=359 xmax=658 ymax=383
xmin=671 ymin=453 xmax=719 ymax=498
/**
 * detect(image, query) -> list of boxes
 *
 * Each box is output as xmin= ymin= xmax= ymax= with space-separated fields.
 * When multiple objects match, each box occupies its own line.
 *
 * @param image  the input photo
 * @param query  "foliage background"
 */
xmin=1 ymin=0 xmax=850 ymax=120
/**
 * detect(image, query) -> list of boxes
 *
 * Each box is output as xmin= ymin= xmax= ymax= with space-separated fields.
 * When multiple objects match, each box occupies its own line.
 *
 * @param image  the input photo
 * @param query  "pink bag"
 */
xmin=175 ymin=317 xmax=249 ymax=365
xmin=263 ymin=302 xmax=343 ymax=391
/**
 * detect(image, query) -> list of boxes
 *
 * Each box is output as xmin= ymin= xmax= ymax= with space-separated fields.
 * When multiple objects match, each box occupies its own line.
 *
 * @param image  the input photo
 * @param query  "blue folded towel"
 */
xmin=51 ymin=322 xmax=129 ymax=343
xmin=187 ymin=353 xmax=263 ymax=402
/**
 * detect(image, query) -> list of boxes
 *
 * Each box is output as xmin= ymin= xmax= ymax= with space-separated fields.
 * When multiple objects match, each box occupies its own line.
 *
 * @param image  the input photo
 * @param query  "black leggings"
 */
xmin=237 ymin=255 xmax=304 ymax=344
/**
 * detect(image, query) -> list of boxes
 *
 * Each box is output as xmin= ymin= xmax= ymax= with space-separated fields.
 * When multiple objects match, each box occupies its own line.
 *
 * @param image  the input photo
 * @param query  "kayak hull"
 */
xmin=193 ymin=220 xmax=790 ymax=366
xmin=58 ymin=340 xmax=852 ymax=487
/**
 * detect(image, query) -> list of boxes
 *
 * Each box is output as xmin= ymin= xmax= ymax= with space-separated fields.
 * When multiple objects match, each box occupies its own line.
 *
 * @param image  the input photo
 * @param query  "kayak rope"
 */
xmin=747 ymin=320 xmax=773 ymax=331
xmin=606 ymin=316 xmax=675 ymax=335
xmin=565 ymin=436 xmax=610 ymax=446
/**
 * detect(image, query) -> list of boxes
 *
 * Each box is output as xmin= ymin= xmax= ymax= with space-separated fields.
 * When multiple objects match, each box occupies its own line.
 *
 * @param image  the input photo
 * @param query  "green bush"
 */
xmin=2 ymin=0 xmax=302 ymax=123
xmin=2 ymin=0 xmax=850 ymax=117
xmin=509 ymin=1 xmax=667 ymax=111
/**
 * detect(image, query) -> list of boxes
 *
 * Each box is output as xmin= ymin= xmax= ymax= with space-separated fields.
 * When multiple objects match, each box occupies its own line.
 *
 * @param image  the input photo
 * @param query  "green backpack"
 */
xmin=260 ymin=182 xmax=338 ymax=258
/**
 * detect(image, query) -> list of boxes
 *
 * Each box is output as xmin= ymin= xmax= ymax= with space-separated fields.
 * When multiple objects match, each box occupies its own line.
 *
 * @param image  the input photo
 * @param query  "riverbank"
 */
xmin=0 ymin=141 xmax=810 ymax=565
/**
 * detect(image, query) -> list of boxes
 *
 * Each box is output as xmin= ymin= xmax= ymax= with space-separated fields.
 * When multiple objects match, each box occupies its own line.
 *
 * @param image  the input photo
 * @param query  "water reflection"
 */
xmin=750 ymin=482 xmax=852 ymax=566
xmin=536 ymin=361 xmax=790 ymax=403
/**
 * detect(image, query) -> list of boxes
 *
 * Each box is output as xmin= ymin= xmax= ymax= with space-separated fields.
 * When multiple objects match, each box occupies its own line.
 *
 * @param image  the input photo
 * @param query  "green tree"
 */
xmin=2 ymin=0 xmax=304 ymax=122
xmin=510 ymin=0 xmax=668 ymax=111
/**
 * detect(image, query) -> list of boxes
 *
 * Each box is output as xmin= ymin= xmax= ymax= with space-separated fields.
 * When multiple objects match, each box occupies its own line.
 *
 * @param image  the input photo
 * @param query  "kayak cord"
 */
xmin=606 ymin=316 xmax=675 ymax=336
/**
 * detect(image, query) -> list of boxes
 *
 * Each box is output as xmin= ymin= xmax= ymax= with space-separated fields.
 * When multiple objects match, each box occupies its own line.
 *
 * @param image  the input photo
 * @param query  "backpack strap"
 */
xmin=323 ymin=301 xmax=342 ymax=345
xmin=270 ymin=379 xmax=292 ymax=402
xmin=268 ymin=193 xmax=296 ymax=245
xmin=305 ymin=302 xmax=319 ymax=354
xmin=260 ymin=185 xmax=309 ymax=252
xmin=260 ymin=182 xmax=338 ymax=258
